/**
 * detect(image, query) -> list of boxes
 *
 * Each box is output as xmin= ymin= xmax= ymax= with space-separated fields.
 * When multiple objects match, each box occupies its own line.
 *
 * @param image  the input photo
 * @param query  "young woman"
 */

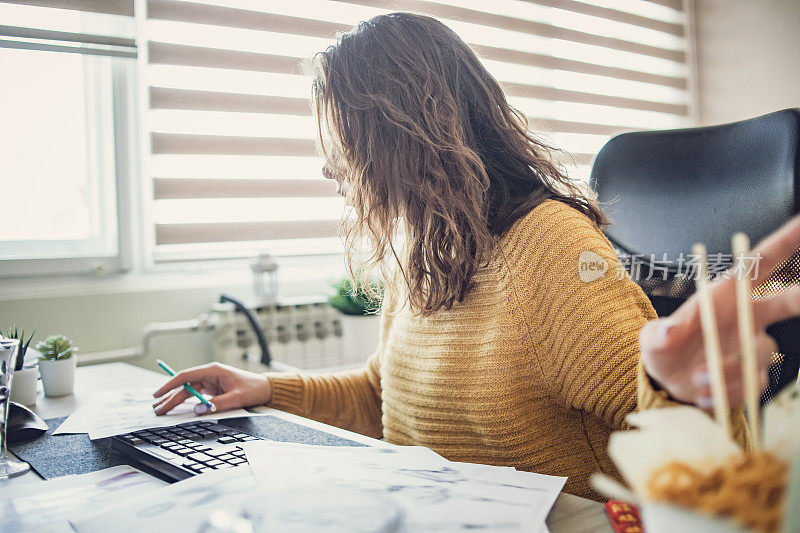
xmin=154 ymin=13 xmax=800 ymax=499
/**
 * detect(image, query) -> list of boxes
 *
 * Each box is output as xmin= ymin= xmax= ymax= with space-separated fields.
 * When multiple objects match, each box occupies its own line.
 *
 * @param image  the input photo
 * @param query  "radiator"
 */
xmin=210 ymin=297 xmax=366 ymax=373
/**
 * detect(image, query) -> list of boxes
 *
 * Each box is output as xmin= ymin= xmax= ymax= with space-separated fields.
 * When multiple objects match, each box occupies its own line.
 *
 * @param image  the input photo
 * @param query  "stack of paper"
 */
xmin=0 ymin=466 xmax=167 ymax=532
xmin=243 ymin=441 xmax=565 ymax=532
xmin=72 ymin=467 xmax=257 ymax=533
xmin=53 ymin=388 xmax=258 ymax=439
xmin=71 ymin=441 xmax=566 ymax=532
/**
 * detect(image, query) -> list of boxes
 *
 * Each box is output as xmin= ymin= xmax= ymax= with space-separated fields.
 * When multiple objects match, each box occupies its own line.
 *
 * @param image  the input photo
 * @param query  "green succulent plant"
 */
xmin=36 ymin=334 xmax=77 ymax=361
xmin=5 ymin=326 xmax=35 ymax=371
xmin=328 ymin=275 xmax=383 ymax=316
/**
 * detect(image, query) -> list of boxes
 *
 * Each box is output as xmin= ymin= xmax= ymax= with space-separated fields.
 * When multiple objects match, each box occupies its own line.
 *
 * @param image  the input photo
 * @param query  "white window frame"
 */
xmin=0 ymin=51 xmax=137 ymax=278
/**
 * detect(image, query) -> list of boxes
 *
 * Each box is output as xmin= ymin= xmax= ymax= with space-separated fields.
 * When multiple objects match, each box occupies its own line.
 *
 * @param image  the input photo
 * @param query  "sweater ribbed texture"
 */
xmin=267 ymin=200 xmax=746 ymax=499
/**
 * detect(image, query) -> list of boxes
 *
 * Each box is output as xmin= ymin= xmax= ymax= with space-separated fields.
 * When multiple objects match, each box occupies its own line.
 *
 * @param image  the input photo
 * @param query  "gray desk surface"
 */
xmin=3 ymin=362 xmax=612 ymax=532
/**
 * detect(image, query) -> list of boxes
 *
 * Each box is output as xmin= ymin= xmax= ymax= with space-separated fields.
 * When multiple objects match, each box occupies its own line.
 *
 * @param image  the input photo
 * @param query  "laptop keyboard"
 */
xmin=114 ymin=421 xmax=261 ymax=475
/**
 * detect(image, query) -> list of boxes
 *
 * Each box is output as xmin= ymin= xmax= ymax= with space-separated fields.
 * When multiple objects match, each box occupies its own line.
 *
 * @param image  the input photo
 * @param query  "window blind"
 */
xmin=0 ymin=0 xmax=136 ymax=57
xmin=143 ymin=0 xmax=693 ymax=261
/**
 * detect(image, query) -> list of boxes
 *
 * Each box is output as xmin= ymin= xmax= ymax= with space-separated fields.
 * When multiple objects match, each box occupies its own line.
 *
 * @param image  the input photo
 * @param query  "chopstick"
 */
xmin=732 ymin=233 xmax=761 ymax=450
xmin=692 ymin=243 xmax=731 ymax=436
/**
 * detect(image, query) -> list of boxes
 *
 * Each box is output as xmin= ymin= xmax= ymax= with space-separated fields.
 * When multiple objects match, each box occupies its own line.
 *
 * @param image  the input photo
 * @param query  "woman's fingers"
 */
xmin=749 ymin=214 xmax=800 ymax=286
xmin=153 ymin=364 xmax=222 ymax=398
xmin=756 ymin=333 xmax=780 ymax=366
xmin=752 ymin=287 xmax=800 ymax=329
xmin=153 ymin=388 xmax=191 ymax=415
xmin=153 ymin=381 xmax=203 ymax=408
xmin=639 ymin=318 xmax=702 ymax=380
xmin=196 ymin=390 xmax=243 ymax=415
xmin=692 ymin=334 xmax=775 ymax=409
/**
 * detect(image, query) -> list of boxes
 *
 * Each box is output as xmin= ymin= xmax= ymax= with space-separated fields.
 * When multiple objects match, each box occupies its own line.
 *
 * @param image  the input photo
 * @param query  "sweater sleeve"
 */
xmin=264 ymin=283 xmax=399 ymax=440
xmin=499 ymin=200 xmax=673 ymax=429
xmin=266 ymin=352 xmax=383 ymax=439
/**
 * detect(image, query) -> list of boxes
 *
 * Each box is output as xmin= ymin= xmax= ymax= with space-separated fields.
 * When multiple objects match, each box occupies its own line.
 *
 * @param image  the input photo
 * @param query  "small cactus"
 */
xmin=36 ymin=334 xmax=77 ymax=361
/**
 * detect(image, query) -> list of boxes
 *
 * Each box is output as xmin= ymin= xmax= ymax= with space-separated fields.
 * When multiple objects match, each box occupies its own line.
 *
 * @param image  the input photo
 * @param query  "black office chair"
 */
xmin=590 ymin=108 xmax=800 ymax=404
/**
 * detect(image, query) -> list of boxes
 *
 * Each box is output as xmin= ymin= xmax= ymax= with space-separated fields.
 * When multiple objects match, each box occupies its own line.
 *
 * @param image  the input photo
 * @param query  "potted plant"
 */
xmin=6 ymin=327 xmax=37 ymax=406
xmin=36 ymin=334 xmax=77 ymax=397
xmin=328 ymin=275 xmax=383 ymax=364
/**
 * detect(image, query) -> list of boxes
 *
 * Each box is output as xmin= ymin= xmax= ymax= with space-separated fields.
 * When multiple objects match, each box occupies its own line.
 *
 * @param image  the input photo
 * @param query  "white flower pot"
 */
xmin=38 ymin=357 xmax=76 ymax=397
xmin=9 ymin=367 xmax=38 ymax=406
xmin=339 ymin=314 xmax=381 ymax=365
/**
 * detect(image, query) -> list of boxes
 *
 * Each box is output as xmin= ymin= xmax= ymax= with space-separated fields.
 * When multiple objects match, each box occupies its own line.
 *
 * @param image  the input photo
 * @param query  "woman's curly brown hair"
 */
xmin=310 ymin=12 xmax=607 ymax=315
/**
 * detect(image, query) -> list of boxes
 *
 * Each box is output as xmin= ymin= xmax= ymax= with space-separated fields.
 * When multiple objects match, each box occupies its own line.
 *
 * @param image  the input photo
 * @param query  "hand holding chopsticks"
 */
xmin=639 ymin=215 xmax=800 ymax=417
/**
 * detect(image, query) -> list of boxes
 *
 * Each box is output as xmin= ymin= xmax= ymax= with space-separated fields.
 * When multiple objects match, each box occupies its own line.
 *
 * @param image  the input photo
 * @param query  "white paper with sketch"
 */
xmin=0 ymin=465 xmax=167 ymax=532
xmin=73 ymin=443 xmax=563 ymax=533
xmin=71 ymin=465 xmax=407 ymax=533
xmin=72 ymin=466 xmax=257 ymax=533
xmin=243 ymin=440 xmax=566 ymax=532
xmin=53 ymin=387 xmax=257 ymax=439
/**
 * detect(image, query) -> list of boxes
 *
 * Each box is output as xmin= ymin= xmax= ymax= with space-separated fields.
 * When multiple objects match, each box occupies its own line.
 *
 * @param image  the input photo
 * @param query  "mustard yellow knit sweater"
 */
xmin=267 ymin=200 xmax=721 ymax=499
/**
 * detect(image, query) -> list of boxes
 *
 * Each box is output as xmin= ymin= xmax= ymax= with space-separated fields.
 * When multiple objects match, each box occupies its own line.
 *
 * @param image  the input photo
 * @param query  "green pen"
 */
xmin=156 ymin=359 xmax=216 ymax=413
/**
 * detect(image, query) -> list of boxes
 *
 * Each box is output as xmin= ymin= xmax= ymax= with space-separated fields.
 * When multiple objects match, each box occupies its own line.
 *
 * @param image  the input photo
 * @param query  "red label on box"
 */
xmin=605 ymin=500 xmax=644 ymax=533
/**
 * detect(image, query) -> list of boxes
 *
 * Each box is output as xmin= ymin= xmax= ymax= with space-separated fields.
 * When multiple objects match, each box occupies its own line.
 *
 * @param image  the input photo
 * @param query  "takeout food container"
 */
xmin=592 ymin=385 xmax=799 ymax=533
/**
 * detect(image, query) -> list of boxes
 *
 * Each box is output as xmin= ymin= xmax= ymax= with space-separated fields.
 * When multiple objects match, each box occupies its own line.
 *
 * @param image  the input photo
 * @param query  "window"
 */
xmin=1 ymin=0 xmax=694 ymax=274
xmin=143 ymin=0 xmax=693 ymax=264
xmin=0 ymin=1 xmax=136 ymax=277
xmin=1 ymin=49 xmax=117 ymax=260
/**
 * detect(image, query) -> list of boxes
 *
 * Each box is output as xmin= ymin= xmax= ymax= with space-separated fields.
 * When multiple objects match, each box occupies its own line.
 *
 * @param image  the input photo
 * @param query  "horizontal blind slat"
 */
xmin=147 ymin=0 xmax=348 ymax=38
xmin=0 ymin=0 xmax=134 ymax=16
xmin=558 ymin=153 xmax=593 ymax=166
xmin=529 ymin=119 xmax=634 ymax=136
xmin=156 ymin=220 xmax=340 ymax=245
xmin=151 ymin=133 xmax=317 ymax=156
xmin=472 ymin=44 xmax=686 ymax=88
xmin=501 ymin=81 xmax=688 ymax=115
xmin=642 ymin=0 xmax=683 ymax=11
xmin=518 ymin=0 xmax=683 ymax=35
xmin=153 ymin=178 xmax=337 ymax=199
xmin=150 ymin=87 xmax=311 ymax=115
xmin=335 ymin=0 xmax=685 ymax=62
xmin=148 ymin=41 xmax=301 ymax=73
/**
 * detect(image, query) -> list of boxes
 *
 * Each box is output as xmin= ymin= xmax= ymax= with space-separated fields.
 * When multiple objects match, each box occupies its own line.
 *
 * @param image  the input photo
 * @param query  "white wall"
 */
xmin=694 ymin=0 xmax=800 ymax=126
xmin=0 ymin=266 xmax=338 ymax=371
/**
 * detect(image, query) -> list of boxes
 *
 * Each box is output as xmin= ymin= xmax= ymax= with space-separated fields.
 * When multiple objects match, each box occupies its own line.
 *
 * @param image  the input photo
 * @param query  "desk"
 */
xmin=4 ymin=363 xmax=612 ymax=532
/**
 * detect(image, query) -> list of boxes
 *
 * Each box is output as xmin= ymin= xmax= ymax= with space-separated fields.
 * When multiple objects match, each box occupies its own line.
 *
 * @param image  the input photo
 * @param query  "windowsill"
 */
xmin=0 ymin=254 xmax=347 ymax=301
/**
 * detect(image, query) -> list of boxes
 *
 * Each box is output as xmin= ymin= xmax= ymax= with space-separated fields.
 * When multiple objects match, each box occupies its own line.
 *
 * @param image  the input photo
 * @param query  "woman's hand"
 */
xmin=640 ymin=215 xmax=800 ymax=407
xmin=152 ymin=362 xmax=273 ymax=415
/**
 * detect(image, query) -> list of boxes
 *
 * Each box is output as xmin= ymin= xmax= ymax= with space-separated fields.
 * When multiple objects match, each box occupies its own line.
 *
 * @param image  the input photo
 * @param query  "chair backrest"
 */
xmin=590 ymin=108 xmax=800 ymax=403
